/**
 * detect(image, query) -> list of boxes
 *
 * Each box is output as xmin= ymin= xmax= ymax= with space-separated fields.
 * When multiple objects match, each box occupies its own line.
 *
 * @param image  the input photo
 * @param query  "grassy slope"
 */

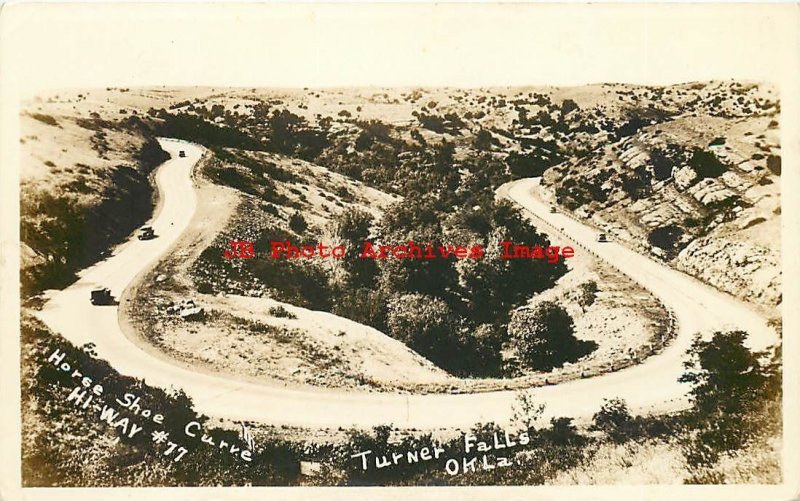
xmin=20 ymin=95 xmax=169 ymax=296
xmin=20 ymin=314 xmax=302 ymax=486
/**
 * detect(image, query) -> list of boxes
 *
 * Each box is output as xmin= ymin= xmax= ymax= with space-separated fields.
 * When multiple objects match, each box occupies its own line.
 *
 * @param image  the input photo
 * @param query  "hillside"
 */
xmin=20 ymin=92 xmax=169 ymax=296
xmin=18 ymin=82 xmax=782 ymax=486
xmin=540 ymin=82 xmax=780 ymax=314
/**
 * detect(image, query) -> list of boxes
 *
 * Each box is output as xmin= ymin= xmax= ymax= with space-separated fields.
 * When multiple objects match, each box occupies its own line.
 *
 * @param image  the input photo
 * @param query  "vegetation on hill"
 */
xmin=21 ymin=315 xmax=301 ymax=486
xmin=21 ymin=114 xmax=169 ymax=297
xmin=22 ymin=311 xmax=780 ymax=486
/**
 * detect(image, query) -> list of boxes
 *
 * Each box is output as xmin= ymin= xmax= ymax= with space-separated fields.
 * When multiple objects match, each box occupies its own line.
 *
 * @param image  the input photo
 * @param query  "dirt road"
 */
xmin=34 ymin=141 xmax=779 ymax=430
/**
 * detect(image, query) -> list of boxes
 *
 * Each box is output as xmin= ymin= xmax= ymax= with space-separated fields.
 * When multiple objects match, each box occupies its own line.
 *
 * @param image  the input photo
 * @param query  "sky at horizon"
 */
xmin=2 ymin=3 xmax=797 ymax=98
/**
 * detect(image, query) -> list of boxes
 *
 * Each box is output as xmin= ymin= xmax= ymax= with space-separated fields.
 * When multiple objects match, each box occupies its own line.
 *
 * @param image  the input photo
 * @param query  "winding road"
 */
xmin=34 ymin=139 xmax=779 ymax=430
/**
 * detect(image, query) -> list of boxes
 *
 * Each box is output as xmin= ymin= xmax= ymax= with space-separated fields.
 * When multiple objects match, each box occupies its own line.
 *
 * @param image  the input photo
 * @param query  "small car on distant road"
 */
xmin=596 ymin=233 xmax=609 ymax=242
xmin=90 ymin=287 xmax=113 ymax=305
xmin=179 ymin=150 xmax=186 ymax=158
xmin=549 ymin=205 xmax=557 ymax=213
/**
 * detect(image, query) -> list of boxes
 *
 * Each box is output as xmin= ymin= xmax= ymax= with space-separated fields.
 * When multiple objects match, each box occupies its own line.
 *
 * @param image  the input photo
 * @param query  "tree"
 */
xmin=689 ymin=148 xmax=727 ymax=179
xmin=385 ymin=293 xmax=457 ymax=369
xmin=331 ymin=288 xmax=388 ymax=332
xmin=678 ymin=331 xmax=781 ymax=467
xmin=288 ymin=212 xmax=308 ymax=234
xmin=508 ymin=301 xmax=594 ymax=370
xmin=649 ymin=147 xmax=675 ymax=181
xmin=539 ymin=417 xmax=587 ymax=446
xmin=455 ymin=323 xmax=503 ymax=376
xmin=474 ymin=129 xmax=494 ymax=151
xmin=620 ymin=166 xmax=651 ymax=200
xmin=767 ymin=154 xmax=781 ymax=176
xmin=511 ymin=391 xmax=545 ymax=431
xmin=331 ymin=208 xmax=378 ymax=287
xmin=590 ymin=398 xmax=638 ymax=443
xmin=506 ymin=151 xmax=553 ymax=179
xmin=648 ymin=224 xmax=683 ymax=254
xmin=560 ymin=99 xmax=579 ymax=116
xmin=576 ymin=280 xmax=598 ymax=311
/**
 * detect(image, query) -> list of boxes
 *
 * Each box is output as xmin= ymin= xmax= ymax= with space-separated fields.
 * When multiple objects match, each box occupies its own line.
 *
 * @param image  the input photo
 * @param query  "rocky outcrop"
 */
xmin=676 ymin=236 xmax=780 ymax=309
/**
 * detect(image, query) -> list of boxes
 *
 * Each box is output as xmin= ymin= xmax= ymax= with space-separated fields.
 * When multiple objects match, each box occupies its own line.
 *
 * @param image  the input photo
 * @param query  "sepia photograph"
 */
xmin=1 ymin=3 xmax=798 ymax=499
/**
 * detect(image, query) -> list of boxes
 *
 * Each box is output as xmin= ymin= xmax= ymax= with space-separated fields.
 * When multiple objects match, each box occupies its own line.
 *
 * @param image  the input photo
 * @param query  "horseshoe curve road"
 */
xmin=34 ymin=140 xmax=778 ymax=429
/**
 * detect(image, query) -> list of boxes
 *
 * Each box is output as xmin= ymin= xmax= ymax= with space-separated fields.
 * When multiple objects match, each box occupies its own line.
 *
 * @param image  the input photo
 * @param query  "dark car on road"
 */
xmin=179 ymin=150 xmax=186 ymax=158
xmin=138 ymin=225 xmax=155 ymax=240
xmin=90 ymin=287 xmax=113 ymax=305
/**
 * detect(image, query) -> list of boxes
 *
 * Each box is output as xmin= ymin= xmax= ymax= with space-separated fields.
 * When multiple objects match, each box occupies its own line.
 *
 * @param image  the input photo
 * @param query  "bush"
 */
xmin=649 ymin=147 xmax=674 ymax=181
xmin=506 ymin=151 xmax=552 ymax=179
xmin=331 ymin=288 xmax=388 ymax=333
xmin=156 ymin=112 xmax=262 ymax=150
xmin=647 ymin=224 xmax=684 ymax=253
xmin=576 ymin=281 xmax=598 ymax=310
xmin=474 ymin=129 xmax=495 ymax=151
xmin=386 ymin=293 xmax=457 ymax=367
xmin=136 ymin=137 xmax=171 ymax=170
xmin=31 ymin=113 xmax=59 ymax=126
xmin=288 ymin=212 xmax=308 ymax=234
xmin=689 ymin=149 xmax=727 ymax=179
xmin=560 ymin=99 xmax=579 ymax=116
xmin=620 ymin=166 xmax=651 ymax=200
xmin=331 ymin=208 xmax=378 ymax=288
xmin=767 ymin=154 xmax=781 ymax=176
xmin=678 ymin=331 xmax=781 ymax=468
xmin=508 ymin=301 xmax=595 ymax=371
xmin=268 ymin=305 xmax=297 ymax=319
xmin=590 ymin=398 xmax=638 ymax=443
xmin=538 ymin=417 xmax=587 ymax=447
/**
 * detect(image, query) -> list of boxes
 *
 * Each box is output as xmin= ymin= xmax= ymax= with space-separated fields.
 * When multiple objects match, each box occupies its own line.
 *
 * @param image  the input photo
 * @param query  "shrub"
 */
xmin=506 ymin=151 xmax=552 ymax=179
xmin=156 ymin=112 xmax=262 ymax=150
xmin=620 ymin=166 xmax=651 ymax=200
xmin=576 ymin=280 xmax=598 ymax=310
xmin=386 ymin=293 xmax=456 ymax=365
xmin=648 ymin=224 xmax=684 ymax=254
xmin=766 ymin=154 xmax=781 ymax=176
xmin=590 ymin=398 xmax=638 ymax=443
xmin=560 ymin=99 xmax=579 ymax=116
xmin=474 ymin=129 xmax=495 ymax=151
xmin=331 ymin=288 xmax=388 ymax=332
xmin=689 ymin=149 xmax=727 ymax=179
xmin=678 ymin=331 xmax=781 ymax=468
xmin=539 ymin=417 xmax=587 ymax=447
xmin=31 ymin=113 xmax=59 ymax=126
xmin=649 ymin=147 xmax=674 ymax=181
xmin=268 ymin=305 xmax=297 ymax=319
xmin=331 ymin=208 xmax=378 ymax=288
xmin=508 ymin=301 xmax=595 ymax=371
xmin=288 ymin=212 xmax=308 ymax=234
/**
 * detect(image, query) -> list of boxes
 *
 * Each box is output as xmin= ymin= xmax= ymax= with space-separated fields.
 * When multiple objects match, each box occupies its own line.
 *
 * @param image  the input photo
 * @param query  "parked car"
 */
xmin=90 ymin=287 xmax=113 ymax=305
xmin=549 ymin=205 xmax=557 ymax=213
xmin=596 ymin=233 xmax=609 ymax=242
xmin=138 ymin=225 xmax=155 ymax=240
